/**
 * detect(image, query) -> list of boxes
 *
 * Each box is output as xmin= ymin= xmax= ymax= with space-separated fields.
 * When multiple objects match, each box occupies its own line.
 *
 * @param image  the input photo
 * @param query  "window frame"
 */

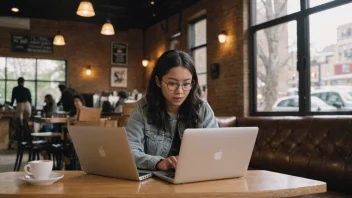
xmin=189 ymin=17 xmax=207 ymax=88
xmin=0 ymin=56 xmax=67 ymax=109
xmin=169 ymin=32 xmax=181 ymax=50
xmin=249 ymin=0 xmax=352 ymax=116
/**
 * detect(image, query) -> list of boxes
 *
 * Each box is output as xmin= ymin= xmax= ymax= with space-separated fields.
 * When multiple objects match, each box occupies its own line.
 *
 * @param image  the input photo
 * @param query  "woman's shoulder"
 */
xmin=136 ymin=97 xmax=148 ymax=108
xmin=198 ymin=100 xmax=215 ymax=113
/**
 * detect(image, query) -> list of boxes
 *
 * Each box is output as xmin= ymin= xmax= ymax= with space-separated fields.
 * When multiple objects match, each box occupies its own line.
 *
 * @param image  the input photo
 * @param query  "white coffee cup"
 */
xmin=24 ymin=160 xmax=53 ymax=179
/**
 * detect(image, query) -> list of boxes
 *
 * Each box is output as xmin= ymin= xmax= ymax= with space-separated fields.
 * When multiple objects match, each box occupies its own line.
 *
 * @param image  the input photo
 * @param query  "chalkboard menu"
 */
xmin=11 ymin=34 xmax=53 ymax=54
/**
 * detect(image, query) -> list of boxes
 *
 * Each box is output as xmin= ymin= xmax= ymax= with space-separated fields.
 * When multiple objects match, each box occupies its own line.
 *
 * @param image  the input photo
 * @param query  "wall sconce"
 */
xmin=77 ymin=0 xmax=95 ymax=17
xmin=218 ymin=30 xmax=227 ymax=43
xmin=86 ymin=65 xmax=92 ymax=75
xmin=142 ymin=59 xmax=149 ymax=67
xmin=11 ymin=7 xmax=19 ymax=12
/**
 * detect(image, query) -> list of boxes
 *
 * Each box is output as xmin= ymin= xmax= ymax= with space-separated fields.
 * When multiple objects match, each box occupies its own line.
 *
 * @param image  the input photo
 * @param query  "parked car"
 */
xmin=311 ymin=89 xmax=352 ymax=110
xmin=272 ymin=96 xmax=337 ymax=112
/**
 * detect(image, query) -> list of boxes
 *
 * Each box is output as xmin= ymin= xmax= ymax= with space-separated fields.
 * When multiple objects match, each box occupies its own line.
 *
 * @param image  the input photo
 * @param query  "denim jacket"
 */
xmin=125 ymin=97 xmax=219 ymax=170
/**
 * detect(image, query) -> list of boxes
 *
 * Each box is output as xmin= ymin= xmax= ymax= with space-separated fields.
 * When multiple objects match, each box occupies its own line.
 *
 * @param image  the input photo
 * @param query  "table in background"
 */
xmin=0 ymin=170 xmax=326 ymax=198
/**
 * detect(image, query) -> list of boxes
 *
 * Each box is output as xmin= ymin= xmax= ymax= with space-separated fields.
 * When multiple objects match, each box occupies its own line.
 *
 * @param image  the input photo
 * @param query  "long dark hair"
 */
xmin=146 ymin=50 xmax=202 ymax=130
xmin=44 ymin=94 xmax=55 ymax=106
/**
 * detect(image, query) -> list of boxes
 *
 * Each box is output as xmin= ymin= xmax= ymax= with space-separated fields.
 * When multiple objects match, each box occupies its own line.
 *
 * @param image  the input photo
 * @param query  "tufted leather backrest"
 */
xmin=236 ymin=116 xmax=352 ymax=193
xmin=215 ymin=116 xmax=236 ymax=127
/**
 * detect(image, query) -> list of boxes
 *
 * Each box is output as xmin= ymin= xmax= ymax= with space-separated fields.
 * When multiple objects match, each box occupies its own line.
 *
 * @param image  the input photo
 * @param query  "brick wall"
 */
xmin=0 ymin=19 xmax=145 ymax=94
xmin=145 ymin=0 xmax=250 ymax=116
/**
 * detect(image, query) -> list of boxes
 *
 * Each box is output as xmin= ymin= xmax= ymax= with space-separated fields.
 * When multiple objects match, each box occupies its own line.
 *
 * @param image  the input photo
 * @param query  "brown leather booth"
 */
xmin=216 ymin=116 xmax=352 ymax=195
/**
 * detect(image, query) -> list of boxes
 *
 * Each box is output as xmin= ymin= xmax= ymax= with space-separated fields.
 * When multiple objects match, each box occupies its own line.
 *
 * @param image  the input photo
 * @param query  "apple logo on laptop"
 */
xmin=214 ymin=150 xmax=223 ymax=160
xmin=98 ymin=146 xmax=106 ymax=157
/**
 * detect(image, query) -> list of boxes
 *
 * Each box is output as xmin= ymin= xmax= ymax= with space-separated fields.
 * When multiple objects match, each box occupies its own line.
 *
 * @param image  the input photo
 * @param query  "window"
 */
xmin=0 ymin=57 xmax=66 ymax=109
xmin=250 ymin=0 xmax=352 ymax=115
xmin=342 ymin=64 xmax=350 ymax=73
xmin=189 ymin=18 xmax=207 ymax=100
xmin=169 ymin=32 xmax=181 ymax=50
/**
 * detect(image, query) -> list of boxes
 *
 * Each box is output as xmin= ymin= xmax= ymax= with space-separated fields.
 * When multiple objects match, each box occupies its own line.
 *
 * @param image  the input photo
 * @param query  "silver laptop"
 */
xmin=153 ymin=127 xmax=258 ymax=184
xmin=67 ymin=125 xmax=153 ymax=181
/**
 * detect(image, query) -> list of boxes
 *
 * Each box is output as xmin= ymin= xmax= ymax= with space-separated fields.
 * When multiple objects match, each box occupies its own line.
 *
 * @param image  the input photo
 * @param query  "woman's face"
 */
xmin=156 ymin=66 xmax=193 ymax=109
xmin=74 ymin=98 xmax=83 ymax=109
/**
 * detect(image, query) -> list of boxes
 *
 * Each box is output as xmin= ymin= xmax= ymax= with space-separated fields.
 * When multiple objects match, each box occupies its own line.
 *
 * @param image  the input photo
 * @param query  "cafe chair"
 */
xmin=12 ymin=118 xmax=50 ymax=171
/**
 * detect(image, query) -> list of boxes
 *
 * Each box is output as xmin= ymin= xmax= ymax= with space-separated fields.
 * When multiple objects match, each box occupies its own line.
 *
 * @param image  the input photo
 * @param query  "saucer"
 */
xmin=18 ymin=172 xmax=64 ymax=186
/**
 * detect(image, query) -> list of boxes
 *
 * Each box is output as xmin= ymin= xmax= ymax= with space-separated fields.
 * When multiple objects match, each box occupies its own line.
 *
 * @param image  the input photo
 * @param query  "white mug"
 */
xmin=24 ymin=160 xmax=53 ymax=179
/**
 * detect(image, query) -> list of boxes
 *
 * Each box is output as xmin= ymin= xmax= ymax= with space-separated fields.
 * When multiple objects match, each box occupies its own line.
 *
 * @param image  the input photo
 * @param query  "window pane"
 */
xmin=254 ymin=0 xmax=300 ymax=25
xmin=0 ymin=57 xmax=5 ymax=79
xmin=309 ymin=0 xmax=334 ymax=8
xmin=6 ymin=58 xmax=36 ymax=80
xmin=256 ymin=21 xmax=297 ymax=112
xmin=309 ymin=3 xmax=352 ymax=112
xmin=197 ymin=74 xmax=207 ymax=100
xmin=37 ymin=60 xmax=66 ymax=81
xmin=194 ymin=47 xmax=207 ymax=74
xmin=36 ymin=82 xmax=62 ymax=109
xmin=194 ymin=19 xmax=206 ymax=46
xmin=169 ymin=37 xmax=181 ymax=50
xmin=0 ymin=81 xmax=4 ymax=104
xmin=6 ymin=81 xmax=35 ymax=106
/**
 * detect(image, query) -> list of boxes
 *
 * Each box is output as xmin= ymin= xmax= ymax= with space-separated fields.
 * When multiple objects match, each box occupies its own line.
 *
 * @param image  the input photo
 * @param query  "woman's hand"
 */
xmin=156 ymin=156 xmax=178 ymax=170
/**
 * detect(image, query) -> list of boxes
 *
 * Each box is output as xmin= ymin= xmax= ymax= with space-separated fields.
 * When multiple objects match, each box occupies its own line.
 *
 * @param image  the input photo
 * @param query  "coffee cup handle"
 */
xmin=24 ymin=164 xmax=32 ymax=176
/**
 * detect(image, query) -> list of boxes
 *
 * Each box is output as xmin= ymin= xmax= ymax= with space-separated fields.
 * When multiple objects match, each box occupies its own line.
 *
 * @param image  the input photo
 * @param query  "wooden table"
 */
xmin=0 ymin=110 xmax=15 ymax=118
xmin=31 ymin=132 xmax=62 ymax=137
xmin=33 ymin=117 xmax=68 ymax=124
xmin=0 ymin=170 xmax=326 ymax=198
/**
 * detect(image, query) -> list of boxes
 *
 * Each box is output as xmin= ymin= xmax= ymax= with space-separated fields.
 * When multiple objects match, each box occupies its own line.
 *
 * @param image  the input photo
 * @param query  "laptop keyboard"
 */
xmin=138 ymin=172 xmax=149 ymax=176
xmin=165 ymin=172 xmax=175 ymax=179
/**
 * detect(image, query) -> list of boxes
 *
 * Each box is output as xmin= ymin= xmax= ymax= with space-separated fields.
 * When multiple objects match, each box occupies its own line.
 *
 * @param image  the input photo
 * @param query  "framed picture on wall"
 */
xmin=111 ymin=42 xmax=128 ymax=65
xmin=110 ymin=67 xmax=127 ymax=87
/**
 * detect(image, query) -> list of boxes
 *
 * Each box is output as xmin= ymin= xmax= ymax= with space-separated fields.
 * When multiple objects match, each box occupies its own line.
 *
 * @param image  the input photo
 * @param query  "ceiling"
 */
xmin=0 ymin=0 xmax=200 ymax=31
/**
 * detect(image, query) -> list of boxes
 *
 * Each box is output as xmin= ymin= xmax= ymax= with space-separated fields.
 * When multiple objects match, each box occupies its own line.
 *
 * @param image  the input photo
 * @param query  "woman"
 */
xmin=67 ymin=95 xmax=86 ymax=124
xmin=126 ymin=50 xmax=218 ymax=171
xmin=42 ymin=94 xmax=57 ymax=118
xmin=64 ymin=94 xmax=85 ymax=170
xmin=40 ymin=94 xmax=57 ymax=132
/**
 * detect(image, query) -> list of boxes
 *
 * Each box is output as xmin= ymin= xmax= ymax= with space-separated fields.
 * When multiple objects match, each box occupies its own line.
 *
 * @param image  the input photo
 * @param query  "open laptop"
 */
xmin=153 ymin=127 xmax=258 ymax=184
xmin=67 ymin=125 xmax=152 ymax=181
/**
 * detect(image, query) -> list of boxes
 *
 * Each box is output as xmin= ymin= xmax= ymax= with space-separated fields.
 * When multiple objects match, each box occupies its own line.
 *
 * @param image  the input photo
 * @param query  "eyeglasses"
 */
xmin=162 ymin=79 xmax=193 ymax=91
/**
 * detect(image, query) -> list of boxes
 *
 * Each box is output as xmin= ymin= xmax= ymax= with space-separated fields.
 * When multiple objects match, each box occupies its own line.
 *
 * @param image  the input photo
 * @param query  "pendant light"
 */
xmin=53 ymin=30 xmax=65 ymax=46
xmin=77 ymin=0 xmax=95 ymax=17
xmin=101 ymin=0 xmax=115 ymax=35
xmin=101 ymin=19 xmax=115 ymax=35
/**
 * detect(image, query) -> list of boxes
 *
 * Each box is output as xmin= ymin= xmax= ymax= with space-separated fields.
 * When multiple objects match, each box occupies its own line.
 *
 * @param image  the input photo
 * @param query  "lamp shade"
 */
xmin=218 ymin=30 xmax=227 ymax=43
xmin=76 ymin=1 xmax=95 ymax=17
xmin=101 ymin=19 xmax=115 ymax=35
xmin=142 ymin=59 xmax=149 ymax=67
xmin=53 ymin=33 xmax=65 ymax=46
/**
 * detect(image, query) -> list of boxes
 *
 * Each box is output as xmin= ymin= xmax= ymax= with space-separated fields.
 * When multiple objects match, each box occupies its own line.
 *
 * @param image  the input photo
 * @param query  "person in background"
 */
xmin=67 ymin=94 xmax=86 ymax=125
xmin=64 ymin=94 xmax=86 ymax=170
xmin=10 ymin=77 xmax=32 ymax=120
xmin=39 ymin=94 xmax=57 ymax=132
xmin=115 ymin=91 xmax=129 ymax=114
xmin=57 ymin=84 xmax=75 ymax=116
xmin=42 ymin=94 xmax=57 ymax=118
xmin=126 ymin=50 xmax=218 ymax=171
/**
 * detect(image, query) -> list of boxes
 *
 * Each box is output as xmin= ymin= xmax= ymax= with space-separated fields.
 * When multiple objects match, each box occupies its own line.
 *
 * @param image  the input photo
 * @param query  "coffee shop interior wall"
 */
xmin=145 ymin=0 xmax=249 ymax=116
xmin=0 ymin=18 xmax=145 ymax=94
